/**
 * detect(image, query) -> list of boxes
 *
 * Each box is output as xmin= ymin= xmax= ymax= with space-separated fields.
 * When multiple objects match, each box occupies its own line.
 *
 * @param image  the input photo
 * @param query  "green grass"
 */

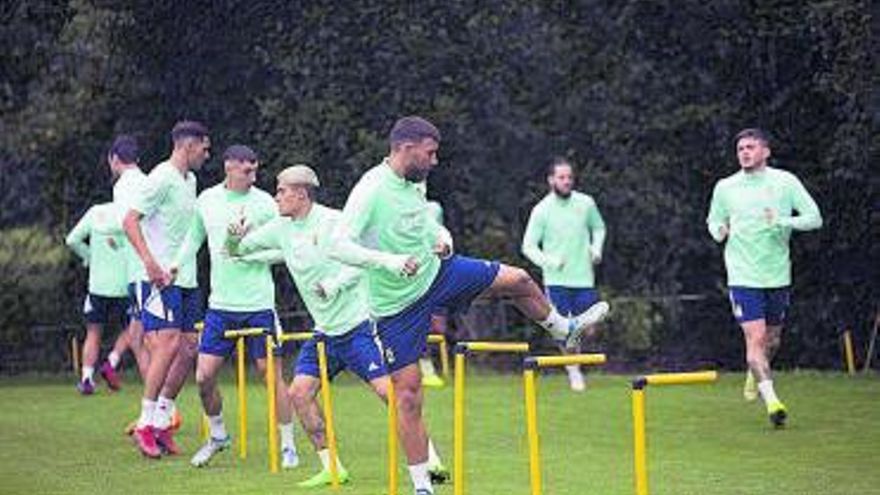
xmin=0 ymin=370 xmax=878 ymax=494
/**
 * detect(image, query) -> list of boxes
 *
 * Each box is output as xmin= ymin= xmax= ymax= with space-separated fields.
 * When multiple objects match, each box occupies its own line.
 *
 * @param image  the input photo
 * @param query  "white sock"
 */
xmin=318 ymin=448 xmax=345 ymax=471
xmin=82 ymin=366 xmax=95 ymax=382
xmin=757 ymin=380 xmax=780 ymax=404
xmin=279 ymin=422 xmax=296 ymax=451
xmin=419 ymin=357 xmax=438 ymax=377
xmin=538 ymin=307 xmax=569 ymax=340
xmin=208 ymin=414 xmax=227 ymax=440
xmin=138 ymin=399 xmax=156 ymax=428
xmin=427 ymin=439 xmax=442 ymax=469
xmin=154 ymin=396 xmax=174 ymax=429
xmin=408 ymin=462 xmax=433 ymax=493
xmin=108 ymin=351 xmax=121 ymax=369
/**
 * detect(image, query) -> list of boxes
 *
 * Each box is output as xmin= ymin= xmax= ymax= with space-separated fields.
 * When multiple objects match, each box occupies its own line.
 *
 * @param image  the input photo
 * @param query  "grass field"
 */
xmin=0 ymin=369 xmax=878 ymax=495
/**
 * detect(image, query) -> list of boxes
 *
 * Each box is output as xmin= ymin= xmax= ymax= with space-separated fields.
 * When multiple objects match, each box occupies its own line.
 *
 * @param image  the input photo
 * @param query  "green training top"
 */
xmin=131 ymin=161 xmax=198 ymax=288
xmin=65 ymin=203 xmax=129 ymax=297
xmin=522 ymin=191 xmax=606 ymax=288
xmin=175 ymin=183 xmax=278 ymax=312
xmin=706 ymin=166 xmax=822 ymax=288
xmin=236 ymin=204 xmax=367 ymax=335
xmin=333 ymin=159 xmax=443 ymax=317
xmin=112 ymin=167 xmax=148 ymax=284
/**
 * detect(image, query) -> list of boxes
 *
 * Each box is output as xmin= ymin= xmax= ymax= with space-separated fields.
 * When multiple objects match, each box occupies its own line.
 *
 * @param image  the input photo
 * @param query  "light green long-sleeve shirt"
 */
xmin=522 ymin=191 xmax=606 ymax=288
xmin=65 ymin=203 xmax=128 ymax=297
xmin=112 ymin=167 xmax=148 ymax=284
xmin=706 ymin=166 xmax=822 ymax=288
xmin=175 ymin=183 xmax=278 ymax=312
xmin=331 ymin=160 xmax=443 ymax=317
xmin=236 ymin=204 xmax=367 ymax=336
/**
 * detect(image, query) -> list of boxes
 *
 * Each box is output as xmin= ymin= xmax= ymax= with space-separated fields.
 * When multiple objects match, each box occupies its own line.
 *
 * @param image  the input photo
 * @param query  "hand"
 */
xmin=718 ymin=222 xmax=730 ymax=240
xmin=227 ymin=212 xmax=251 ymax=239
xmin=401 ymin=256 xmax=420 ymax=277
xmin=313 ymin=282 xmax=330 ymax=301
xmin=145 ymin=259 xmax=171 ymax=288
xmin=433 ymin=240 xmax=452 ymax=259
xmin=763 ymin=207 xmax=776 ymax=226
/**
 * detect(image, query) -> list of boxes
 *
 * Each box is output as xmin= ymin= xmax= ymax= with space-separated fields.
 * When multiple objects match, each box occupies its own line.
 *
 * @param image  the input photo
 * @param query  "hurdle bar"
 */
xmin=522 ymin=354 xmax=607 ymax=495
xmin=223 ymin=328 xmax=266 ymax=461
xmin=453 ymin=341 xmax=530 ymax=495
xmin=631 ymin=371 xmax=718 ymax=495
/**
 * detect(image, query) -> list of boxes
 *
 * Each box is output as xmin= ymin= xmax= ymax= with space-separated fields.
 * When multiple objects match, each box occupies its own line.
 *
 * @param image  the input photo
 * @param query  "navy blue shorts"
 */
xmin=294 ymin=320 xmax=387 ymax=382
xmin=728 ymin=287 xmax=791 ymax=326
xmin=545 ymin=286 xmax=599 ymax=316
xmin=136 ymin=282 xmax=202 ymax=332
xmin=377 ymin=255 xmax=500 ymax=372
xmin=199 ymin=308 xmax=281 ymax=360
xmin=83 ymin=294 xmax=130 ymax=326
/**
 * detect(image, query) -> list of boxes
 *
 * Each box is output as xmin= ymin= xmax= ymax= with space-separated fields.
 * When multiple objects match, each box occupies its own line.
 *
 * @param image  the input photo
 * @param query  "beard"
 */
xmin=552 ymin=185 xmax=571 ymax=198
xmin=403 ymin=165 xmax=431 ymax=183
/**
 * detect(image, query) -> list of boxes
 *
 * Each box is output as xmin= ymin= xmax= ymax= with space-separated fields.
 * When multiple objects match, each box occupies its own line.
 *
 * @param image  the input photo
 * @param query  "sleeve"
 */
xmin=317 ymin=214 xmax=364 ymax=296
xmin=329 ymin=181 xmax=410 ymax=273
xmin=238 ymin=249 xmax=285 ymax=264
xmin=521 ymin=204 xmax=554 ymax=269
xmin=587 ymin=200 xmax=607 ymax=258
xmin=706 ymin=183 xmax=729 ymax=243
xmin=777 ymin=175 xmax=823 ymax=231
xmin=236 ymin=220 xmax=281 ymax=256
xmin=173 ymin=206 xmax=206 ymax=268
xmin=65 ymin=207 xmax=94 ymax=265
xmin=132 ymin=170 xmax=169 ymax=217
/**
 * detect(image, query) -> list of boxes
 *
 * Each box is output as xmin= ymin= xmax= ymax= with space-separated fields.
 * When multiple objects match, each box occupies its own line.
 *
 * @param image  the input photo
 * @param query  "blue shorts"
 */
xmin=294 ymin=321 xmax=387 ymax=382
xmin=545 ymin=286 xmax=599 ymax=316
xmin=136 ymin=282 xmax=202 ymax=332
xmin=199 ymin=309 xmax=280 ymax=360
xmin=83 ymin=294 xmax=130 ymax=326
xmin=377 ymin=255 xmax=500 ymax=372
xmin=728 ymin=287 xmax=790 ymax=326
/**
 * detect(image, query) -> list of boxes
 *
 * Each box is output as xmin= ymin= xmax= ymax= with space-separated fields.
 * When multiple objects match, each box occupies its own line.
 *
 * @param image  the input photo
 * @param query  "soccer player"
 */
xmin=707 ymin=128 xmax=822 ymax=427
xmin=181 ymin=145 xmax=298 ymax=468
xmin=106 ymin=135 xmax=150 ymax=384
xmin=231 ymin=165 xmax=450 ymax=487
xmin=522 ymin=157 xmax=607 ymax=391
xmin=123 ymin=121 xmax=210 ymax=457
xmin=330 ymin=116 xmax=609 ymax=495
xmin=66 ymin=201 xmax=132 ymax=394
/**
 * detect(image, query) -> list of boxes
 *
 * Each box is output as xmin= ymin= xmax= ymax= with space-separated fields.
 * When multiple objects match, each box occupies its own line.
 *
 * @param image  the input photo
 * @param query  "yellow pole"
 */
xmin=71 ymin=335 xmax=80 ymax=376
xmin=453 ymin=349 xmax=466 ymax=495
xmin=843 ymin=330 xmax=856 ymax=375
xmin=236 ymin=337 xmax=247 ymax=459
xmin=387 ymin=377 xmax=398 ymax=495
xmin=532 ymin=353 xmax=606 ymax=367
xmin=644 ymin=371 xmax=718 ymax=386
xmin=266 ymin=336 xmax=279 ymax=473
xmin=200 ymin=414 xmax=209 ymax=441
xmin=632 ymin=385 xmax=648 ymax=495
xmin=523 ymin=367 xmax=542 ymax=495
xmin=439 ymin=338 xmax=450 ymax=379
xmin=317 ymin=338 xmax=340 ymax=488
xmin=462 ymin=341 xmax=530 ymax=353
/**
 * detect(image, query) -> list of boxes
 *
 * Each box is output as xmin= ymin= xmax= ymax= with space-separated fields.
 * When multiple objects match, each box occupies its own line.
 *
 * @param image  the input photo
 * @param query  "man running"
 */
xmin=330 ymin=116 xmax=609 ymax=495
xmin=707 ymin=127 xmax=822 ymax=427
xmin=522 ymin=156 xmax=607 ymax=391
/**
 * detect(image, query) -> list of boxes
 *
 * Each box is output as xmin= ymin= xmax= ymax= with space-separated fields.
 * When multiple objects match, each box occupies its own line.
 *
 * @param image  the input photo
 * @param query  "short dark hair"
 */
xmin=171 ymin=120 xmax=209 ymax=143
xmin=222 ymin=144 xmax=258 ymax=163
xmin=389 ymin=116 xmax=440 ymax=147
xmin=734 ymin=128 xmax=770 ymax=147
xmin=108 ymin=134 xmax=139 ymax=164
xmin=547 ymin=156 xmax=571 ymax=177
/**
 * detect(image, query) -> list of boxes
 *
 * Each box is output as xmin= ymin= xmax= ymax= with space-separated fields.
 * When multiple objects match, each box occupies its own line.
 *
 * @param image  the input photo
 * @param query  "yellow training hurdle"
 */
xmin=631 ymin=371 xmax=718 ymax=495
xmin=522 ymin=354 xmax=607 ymax=495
